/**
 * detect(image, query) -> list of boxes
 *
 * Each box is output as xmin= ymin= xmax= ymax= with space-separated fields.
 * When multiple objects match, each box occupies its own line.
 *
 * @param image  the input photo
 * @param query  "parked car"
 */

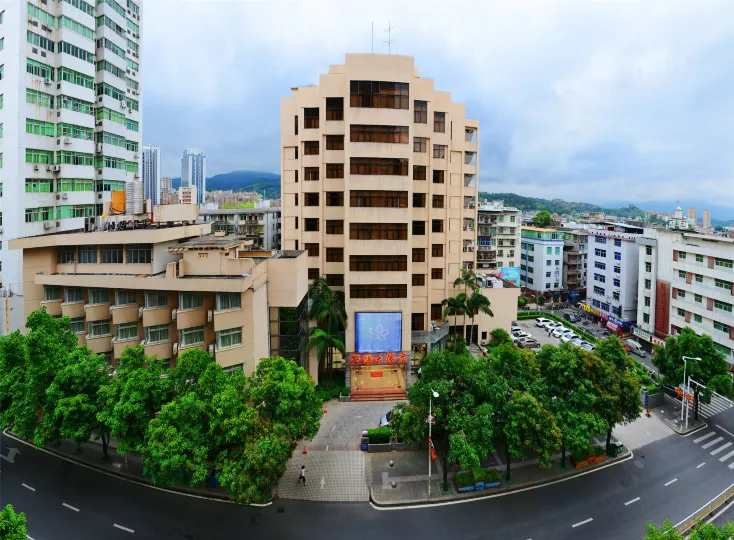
xmin=379 ymin=410 xmax=393 ymax=428
xmin=564 ymin=313 xmax=581 ymax=323
xmin=624 ymin=339 xmax=647 ymax=357
xmin=580 ymin=342 xmax=596 ymax=352
xmin=519 ymin=337 xmax=541 ymax=349
xmin=570 ymin=338 xmax=584 ymax=347
xmin=512 ymin=330 xmax=532 ymax=339
xmin=535 ymin=317 xmax=552 ymax=327
xmin=561 ymin=333 xmax=580 ymax=343
xmin=551 ymin=327 xmax=571 ymax=338
xmin=544 ymin=321 xmax=563 ymax=332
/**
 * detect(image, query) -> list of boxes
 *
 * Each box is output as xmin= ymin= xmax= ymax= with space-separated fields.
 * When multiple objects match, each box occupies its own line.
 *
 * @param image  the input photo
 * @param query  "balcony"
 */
xmin=176 ymin=307 xmax=207 ymax=330
xmin=142 ymin=306 xmax=171 ymax=327
xmin=465 ymin=128 xmax=477 ymax=143
xmin=85 ymin=334 xmax=112 ymax=354
xmin=41 ymin=300 xmax=62 ymax=317
xmin=144 ymin=341 xmax=173 ymax=361
xmin=113 ymin=337 xmax=141 ymax=359
xmin=462 ymin=244 xmax=475 ymax=253
xmin=85 ymin=303 xmax=110 ymax=322
xmin=463 ymin=197 xmax=476 ymax=210
xmin=110 ymin=304 xmax=140 ymax=326
xmin=464 ymin=152 xmax=477 ymax=166
xmin=213 ymin=308 xmax=244 ymax=332
xmin=478 ymin=245 xmax=494 ymax=252
xmin=464 ymin=174 xmax=476 ymax=188
xmin=61 ymin=302 xmax=85 ymax=319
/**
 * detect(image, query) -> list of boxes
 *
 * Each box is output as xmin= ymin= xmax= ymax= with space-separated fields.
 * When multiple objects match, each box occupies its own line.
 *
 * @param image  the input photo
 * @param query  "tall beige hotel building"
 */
xmin=281 ymin=54 xmax=479 ymax=398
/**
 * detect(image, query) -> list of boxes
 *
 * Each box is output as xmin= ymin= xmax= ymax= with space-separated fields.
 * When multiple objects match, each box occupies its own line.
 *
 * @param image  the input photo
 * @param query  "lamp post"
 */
xmin=428 ymin=389 xmax=439 ymax=497
xmin=680 ymin=356 xmax=702 ymax=425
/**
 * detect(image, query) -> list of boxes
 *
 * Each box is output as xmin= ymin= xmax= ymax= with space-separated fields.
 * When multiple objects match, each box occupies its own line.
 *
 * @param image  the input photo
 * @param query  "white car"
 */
xmin=570 ymin=338 xmax=584 ymax=347
xmin=512 ymin=330 xmax=532 ymax=340
xmin=561 ymin=333 xmax=580 ymax=343
xmin=535 ymin=317 xmax=552 ymax=328
xmin=581 ymin=342 xmax=596 ymax=352
xmin=551 ymin=327 xmax=571 ymax=338
xmin=544 ymin=321 xmax=563 ymax=331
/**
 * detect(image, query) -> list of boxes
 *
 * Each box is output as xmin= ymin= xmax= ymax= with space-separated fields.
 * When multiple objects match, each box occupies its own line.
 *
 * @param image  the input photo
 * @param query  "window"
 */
xmin=413 ymin=137 xmax=427 ymax=153
xmin=308 ymin=268 xmax=319 ymax=280
xmin=100 ymin=245 xmax=123 ymax=264
xmin=62 ymin=0 xmax=95 ymax=16
xmin=716 ymin=279 xmax=732 ymax=291
xmin=696 ymin=274 xmax=704 ymax=283
xmin=643 ymin=296 xmax=651 ymax=307
xmin=645 ymin=262 xmax=652 ymax=272
xmin=88 ymin=319 xmax=111 ymax=337
xmin=350 ymin=125 xmax=409 ymax=144
xmin=547 ymin=247 xmax=552 ymax=255
xmin=57 ymin=204 xmax=95 ymax=220
xmin=116 ymin=290 xmax=137 ymax=305
xmin=25 ymin=206 xmax=53 ymax=223
xmin=145 ymin=324 xmax=169 ymax=344
xmin=434 ymin=112 xmax=446 ymax=133
xmin=413 ymin=248 xmax=426 ymax=263
xmin=78 ymin=245 xmax=97 ymax=264
xmin=545 ymin=271 xmax=551 ymax=278
xmin=430 ymin=303 xmax=443 ymax=321
xmin=96 ymin=60 xmax=126 ymax=80
xmin=595 ymin=249 xmax=607 ymax=257
xmin=27 ymin=59 xmax=54 ymax=80
xmin=350 ymin=158 xmax=408 ymax=176
xmin=216 ymin=292 xmax=241 ymax=311
xmin=595 ymin=237 xmax=607 ymax=244
xmin=59 ymin=67 xmax=93 ymax=89
xmin=303 ymin=141 xmax=319 ymax=155
xmin=57 ymin=123 xmax=94 ymax=140
xmin=646 ymin=246 xmax=653 ymax=256
xmin=304 ymin=218 xmax=319 ymax=232
xmin=350 ymin=81 xmax=409 ymax=109
xmin=294 ymin=115 xmax=298 ymax=135
xmin=303 ymin=108 xmax=319 ymax=129
xmin=26 ymin=119 xmax=54 ymax=137
xmin=546 ymin=284 xmax=551 ymax=290
xmin=614 ymin=252 xmax=621 ymax=261
xmin=715 ymin=258 xmax=733 ymax=269
xmin=594 ymin=274 xmax=606 ymax=283
xmin=326 ymin=248 xmax=343 ymax=262
xmin=304 ymin=193 xmax=320 ymax=207
xmin=179 ymin=326 xmax=205 ymax=348
xmin=96 ymin=107 xmax=126 ymax=126
xmin=114 ymin=321 xmax=138 ymax=341
xmin=44 ymin=286 xmax=62 ymax=302
xmin=413 ymin=193 xmax=426 ymax=208
xmin=89 ymin=288 xmax=109 ymax=305
xmin=431 ymin=268 xmax=443 ymax=280
xmin=59 ymin=41 xmax=94 ymax=63
xmin=99 ymin=37 xmax=125 ymax=59
xmin=412 ymin=274 xmax=425 ymax=287
xmin=432 ymin=220 xmax=444 ymax=233
xmin=411 ymin=313 xmax=425 ymax=331
xmin=145 ymin=291 xmax=168 ymax=308
xmin=326 ymin=135 xmax=344 ymax=150
xmin=595 ymin=262 xmax=606 ymax=270
xmin=694 ymin=294 xmax=703 ymax=303
xmin=69 ymin=317 xmax=85 ymax=334
xmin=127 ymin=244 xmax=151 ymax=264
xmin=679 ymin=251 xmax=687 ymax=260
xmin=715 ymin=300 xmax=733 ymax=313
xmin=59 ymin=94 xmax=94 ymax=115
xmin=27 ymin=30 xmax=54 ymax=52
xmin=325 ymin=97 xmax=343 ymax=121
xmin=326 ymin=164 xmax=344 ymax=178
xmin=433 ymin=170 xmax=445 ymax=184
xmin=326 ymin=220 xmax=343 ymax=234
xmin=546 ymin=260 xmax=551 ymax=266
xmin=57 ymin=247 xmax=75 ymax=264
xmin=614 ymin=239 xmax=622 ymax=247
xmin=304 ymin=167 xmax=319 ymax=181
xmin=305 ymin=243 xmax=319 ymax=257
xmin=350 ymin=284 xmax=407 ymax=298
xmin=555 ymin=247 xmax=561 ymax=255
xmin=696 ymin=254 xmax=704 ymax=263
xmin=350 ymin=223 xmax=407 ymax=240
xmin=216 ymin=328 xmax=242 ymax=350
xmin=715 ymin=321 xmax=731 ymax=334
xmin=678 ymin=290 xmax=686 ymax=299
xmin=26 ymin=89 xmax=54 ymax=109
xmin=65 ymin=287 xmax=84 ymax=303
xmin=350 ymin=255 xmax=407 ymax=272
xmin=57 ymin=151 xmax=94 ymax=166
xmin=350 ymin=190 xmax=407 ymax=208
xmin=414 ymin=100 xmax=427 ymax=123
xmin=326 ymin=192 xmax=344 ymax=206
xmin=678 ymin=270 xmax=687 ymax=279
xmin=179 ymin=292 xmax=203 ymax=310
xmin=413 ymin=166 xmax=427 ymax=180
xmin=433 ymin=145 xmax=446 ymax=159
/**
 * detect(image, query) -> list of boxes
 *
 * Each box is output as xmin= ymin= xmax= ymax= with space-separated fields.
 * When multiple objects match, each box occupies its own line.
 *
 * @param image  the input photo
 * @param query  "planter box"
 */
xmin=485 ymin=481 xmax=501 ymax=488
xmin=456 ymin=484 xmax=475 ymax=493
xmin=571 ymin=454 xmax=607 ymax=469
xmin=339 ymin=394 xmax=351 ymax=402
xmin=367 ymin=443 xmax=393 ymax=453
xmin=474 ymin=481 xmax=485 ymax=491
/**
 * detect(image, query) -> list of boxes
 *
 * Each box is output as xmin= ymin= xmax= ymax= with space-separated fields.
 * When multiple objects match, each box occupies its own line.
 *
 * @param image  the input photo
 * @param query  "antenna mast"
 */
xmin=371 ymin=22 xmax=374 ymax=53
xmin=384 ymin=22 xmax=396 ymax=54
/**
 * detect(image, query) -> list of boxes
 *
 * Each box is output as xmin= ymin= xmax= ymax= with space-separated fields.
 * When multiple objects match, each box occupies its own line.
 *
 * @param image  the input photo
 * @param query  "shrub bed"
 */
xmin=367 ymin=427 xmax=391 ymax=444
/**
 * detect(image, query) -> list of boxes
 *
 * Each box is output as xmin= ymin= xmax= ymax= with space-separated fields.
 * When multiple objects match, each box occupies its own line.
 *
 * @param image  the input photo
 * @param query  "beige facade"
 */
xmin=10 ymin=225 xmax=309 ymax=375
xmin=280 ymin=54 xmax=478 ymax=373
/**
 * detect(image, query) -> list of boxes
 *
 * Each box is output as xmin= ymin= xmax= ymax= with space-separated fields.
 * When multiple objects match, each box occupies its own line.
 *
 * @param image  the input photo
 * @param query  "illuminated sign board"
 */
xmin=355 ymin=312 xmax=402 ymax=353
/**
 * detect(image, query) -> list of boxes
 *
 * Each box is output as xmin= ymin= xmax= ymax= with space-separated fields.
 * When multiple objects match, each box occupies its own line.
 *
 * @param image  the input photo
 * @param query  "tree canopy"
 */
xmin=645 ymin=520 xmax=734 ymax=539
xmin=0 ymin=505 xmax=26 ymax=540
xmin=532 ymin=210 xmax=553 ymax=228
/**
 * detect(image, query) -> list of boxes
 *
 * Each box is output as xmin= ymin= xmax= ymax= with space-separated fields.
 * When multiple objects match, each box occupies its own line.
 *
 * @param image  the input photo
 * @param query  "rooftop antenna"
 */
xmin=371 ymin=22 xmax=373 ymax=53
xmin=384 ymin=22 xmax=396 ymax=54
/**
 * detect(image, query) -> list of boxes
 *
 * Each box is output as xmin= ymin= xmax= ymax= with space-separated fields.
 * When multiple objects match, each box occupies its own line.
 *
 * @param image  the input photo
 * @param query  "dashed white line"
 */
xmin=711 ymin=442 xmax=732 ymax=455
xmin=664 ymin=478 xmax=678 ymax=487
xmin=720 ymin=450 xmax=734 ymax=462
xmin=702 ymin=437 xmax=724 ymax=450
xmin=62 ymin=503 xmax=79 ymax=512
xmin=624 ymin=497 xmax=640 ymax=506
xmin=21 ymin=483 xmax=35 ymax=492
xmin=694 ymin=432 xmax=716 ymax=443
xmin=113 ymin=524 xmax=135 ymax=533
xmin=697 ymin=462 xmax=706 ymax=468
xmin=331 ymin=424 xmax=337 ymax=433
xmin=572 ymin=518 xmax=593 ymax=528
xmin=716 ymin=424 xmax=734 ymax=438
xmin=325 ymin=445 xmax=329 ymax=452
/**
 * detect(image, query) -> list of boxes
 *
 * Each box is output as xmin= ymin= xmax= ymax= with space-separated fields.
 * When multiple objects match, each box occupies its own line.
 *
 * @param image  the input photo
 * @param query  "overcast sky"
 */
xmin=142 ymin=0 xmax=734 ymax=209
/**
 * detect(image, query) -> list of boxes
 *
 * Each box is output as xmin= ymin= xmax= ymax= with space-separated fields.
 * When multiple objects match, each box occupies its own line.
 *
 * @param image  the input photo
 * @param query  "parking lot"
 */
xmin=514 ymin=319 xmax=559 ymax=347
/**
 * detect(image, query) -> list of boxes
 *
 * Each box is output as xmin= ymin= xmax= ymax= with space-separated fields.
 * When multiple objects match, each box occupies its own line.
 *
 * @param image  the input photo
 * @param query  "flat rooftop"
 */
xmin=174 ymin=235 xmax=250 ymax=249
xmin=201 ymin=208 xmax=280 ymax=215
xmin=521 ymin=226 xmax=557 ymax=232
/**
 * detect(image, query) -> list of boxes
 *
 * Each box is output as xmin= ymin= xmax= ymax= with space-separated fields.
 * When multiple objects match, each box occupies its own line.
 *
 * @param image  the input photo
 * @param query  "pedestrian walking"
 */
xmin=298 ymin=465 xmax=306 ymax=485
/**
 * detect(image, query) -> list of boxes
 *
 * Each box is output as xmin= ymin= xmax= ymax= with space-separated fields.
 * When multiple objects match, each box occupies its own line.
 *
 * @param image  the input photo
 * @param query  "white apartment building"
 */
xmin=202 ymin=208 xmax=282 ymax=250
xmin=181 ymin=148 xmax=206 ymax=205
xmin=587 ymin=223 xmax=642 ymax=331
xmin=520 ymin=227 xmax=564 ymax=294
xmin=634 ymin=228 xmax=734 ymax=363
xmin=476 ymin=201 xmax=520 ymax=273
xmin=0 ymin=0 xmax=143 ymax=332
xmin=142 ymin=144 xmax=160 ymax=205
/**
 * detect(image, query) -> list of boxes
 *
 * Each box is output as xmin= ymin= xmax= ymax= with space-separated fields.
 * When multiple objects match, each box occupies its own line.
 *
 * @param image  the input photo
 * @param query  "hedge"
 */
xmin=456 ymin=471 xmax=474 ymax=487
xmin=367 ymin=427 xmax=391 ymax=444
xmin=571 ymin=444 xmax=606 ymax=462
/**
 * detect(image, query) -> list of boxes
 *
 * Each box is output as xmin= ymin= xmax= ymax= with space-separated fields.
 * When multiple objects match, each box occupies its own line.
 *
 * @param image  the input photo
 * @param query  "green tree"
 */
xmin=532 ymin=210 xmax=553 ymax=228
xmin=97 ymin=345 xmax=169 ymax=455
xmin=537 ymin=295 xmax=547 ymax=306
xmin=518 ymin=296 xmax=528 ymax=308
xmin=36 ymin=348 xmax=109 ymax=455
xmin=466 ymin=289 xmax=493 ymax=345
xmin=488 ymin=328 xmax=512 ymax=347
xmin=652 ymin=327 xmax=730 ymax=421
xmin=391 ymin=349 xmax=495 ymax=490
xmin=442 ymin=293 xmax=469 ymax=340
xmin=538 ymin=344 xmax=605 ymax=468
xmin=0 ymin=332 xmax=30 ymax=431
xmin=0 ymin=504 xmax=26 ymax=540
xmin=453 ymin=269 xmax=478 ymax=339
xmin=645 ymin=520 xmax=734 ymax=539
xmin=308 ymin=277 xmax=347 ymax=380
xmin=306 ymin=327 xmax=346 ymax=387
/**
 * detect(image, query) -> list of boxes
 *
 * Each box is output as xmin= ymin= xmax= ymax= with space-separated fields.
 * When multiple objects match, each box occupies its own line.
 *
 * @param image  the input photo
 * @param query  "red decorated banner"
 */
xmin=349 ymin=351 xmax=408 ymax=366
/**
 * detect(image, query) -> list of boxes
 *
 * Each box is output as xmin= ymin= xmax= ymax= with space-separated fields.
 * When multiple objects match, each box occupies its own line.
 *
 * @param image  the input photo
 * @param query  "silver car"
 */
xmin=379 ymin=410 xmax=393 ymax=428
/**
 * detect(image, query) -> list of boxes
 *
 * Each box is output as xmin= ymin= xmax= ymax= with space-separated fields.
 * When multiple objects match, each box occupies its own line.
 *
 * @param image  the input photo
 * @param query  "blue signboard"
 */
xmin=355 ymin=312 xmax=402 ymax=353
xmin=500 ymin=267 xmax=521 ymax=287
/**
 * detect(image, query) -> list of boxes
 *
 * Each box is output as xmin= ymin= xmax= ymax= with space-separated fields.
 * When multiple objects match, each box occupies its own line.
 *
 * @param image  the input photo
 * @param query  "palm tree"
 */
xmin=466 ymin=289 xmax=494 ymax=345
xmin=453 ymin=269 xmax=477 ymax=341
xmin=442 ymin=293 xmax=469 ymax=339
xmin=307 ymin=277 xmax=347 ymax=380
xmin=306 ymin=328 xmax=346 ymax=382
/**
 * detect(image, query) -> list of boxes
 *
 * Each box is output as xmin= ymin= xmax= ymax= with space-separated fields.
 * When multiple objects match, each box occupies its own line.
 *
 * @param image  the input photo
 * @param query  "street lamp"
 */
xmin=428 ymin=389 xmax=439 ymax=497
xmin=680 ymin=356 xmax=702 ymax=425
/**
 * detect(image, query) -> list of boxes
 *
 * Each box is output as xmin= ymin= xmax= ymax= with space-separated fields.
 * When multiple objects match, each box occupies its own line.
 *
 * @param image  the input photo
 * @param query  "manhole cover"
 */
xmin=277 ymin=507 xmax=285 ymax=514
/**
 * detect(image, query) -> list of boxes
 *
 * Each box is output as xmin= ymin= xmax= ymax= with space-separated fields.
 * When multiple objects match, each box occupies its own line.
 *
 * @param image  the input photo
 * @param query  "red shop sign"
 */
xmin=370 ymin=372 xmax=384 ymax=378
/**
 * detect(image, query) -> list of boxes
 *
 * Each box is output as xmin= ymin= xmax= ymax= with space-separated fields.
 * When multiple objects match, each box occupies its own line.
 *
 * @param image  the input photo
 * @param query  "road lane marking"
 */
xmin=665 ymin=478 xmax=678 ymax=487
xmin=325 ymin=445 xmax=329 ymax=452
xmin=624 ymin=497 xmax=640 ymax=506
xmin=62 ymin=503 xmax=79 ymax=512
xmin=572 ymin=518 xmax=593 ymax=528
xmin=331 ymin=425 xmax=336 ymax=433
xmin=716 ymin=425 xmax=734 ymax=438
xmin=702 ymin=437 xmax=724 ymax=449
xmin=728 ymin=461 xmax=734 ymax=470
xmin=694 ymin=432 xmax=716 ymax=443
xmin=697 ymin=462 xmax=706 ymax=468
xmin=113 ymin=524 xmax=135 ymax=533
xmin=711 ymin=442 xmax=732 ymax=455
xmin=21 ymin=483 xmax=35 ymax=491
xmin=720 ymin=450 xmax=734 ymax=462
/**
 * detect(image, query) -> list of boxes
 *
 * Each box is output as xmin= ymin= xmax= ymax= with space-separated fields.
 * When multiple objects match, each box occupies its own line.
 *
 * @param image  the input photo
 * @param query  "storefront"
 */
xmin=606 ymin=316 xmax=634 ymax=338
xmin=632 ymin=326 xmax=667 ymax=348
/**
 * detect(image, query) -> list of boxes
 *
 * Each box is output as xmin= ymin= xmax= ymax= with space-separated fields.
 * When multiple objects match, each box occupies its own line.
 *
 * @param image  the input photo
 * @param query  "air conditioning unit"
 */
xmin=171 ymin=309 xmax=177 ymax=321
xmin=0 ymin=227 xmax=4 ymax=234
xmin=56 ymin=221 xmax=61 ymax=227
xmin=44 ymin=78 xmax=51 ymax=85
xmin=172 ymin=343 xmax=178 ymax=356
xmin=120 ymin=100 xmax=127 ymax=109
xmin=207 ymin=310 xmax=213 ymax=323
xmin=134 ymin=173 xmax=140 ymax=179
xmin=63 ymin=137 xmax=71 ymax=145
xmin=56 ymin=193 xmax=61 ymax=200
xmin=46 ymin=165 xmax=52 ymax=172
xmin=53 ymin=165 xmax=61 ymax=173
xmin=95 ymin=120 xmax=103 ymax=127
xmin=96 ymin=143 xmax=103 ymax=153
xmin=138 ymin=307 xmax=144 ymax=319
xmin=139 ymin=339 xmax=145 ymax=346
xmin=43 ymin=221 xmax=52 ymax=229
xmin=28 ymin=15 xmax=34 ymax=23
xmin=62 ymin=193 xmax=68 ymax=200
xmin=97 ymin=193 xmax=103 ymax=200
xmin=133 ymin=152 xmax=139 ymax=159
xmin=128 ymin=108 xmax=132 ymax=114
xmin=33 ymin=164 xmax=39 ymax=171
xmin=208 ymin=344 xmax=214 ymax=356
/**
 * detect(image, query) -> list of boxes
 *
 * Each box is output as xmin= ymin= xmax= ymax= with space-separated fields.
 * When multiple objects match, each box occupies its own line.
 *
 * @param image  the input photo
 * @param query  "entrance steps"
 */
xmin=351 ymin=390 xmax=406 ymax=402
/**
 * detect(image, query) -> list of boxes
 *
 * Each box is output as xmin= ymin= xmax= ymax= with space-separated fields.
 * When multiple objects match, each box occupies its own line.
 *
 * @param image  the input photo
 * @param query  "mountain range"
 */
xmin=171 ymin=171 xmax=280 ymax=199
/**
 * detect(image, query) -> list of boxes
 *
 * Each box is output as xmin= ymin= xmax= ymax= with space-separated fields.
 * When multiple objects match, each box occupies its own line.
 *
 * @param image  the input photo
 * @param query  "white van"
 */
xmin=624 ymin=339 xmax=646 ymax=357
xmin=535 ymin=317 xmax=552 ymax=328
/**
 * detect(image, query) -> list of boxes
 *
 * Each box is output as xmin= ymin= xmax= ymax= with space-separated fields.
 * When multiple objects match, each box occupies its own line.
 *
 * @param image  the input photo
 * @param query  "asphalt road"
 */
xmin=3 ymin=421 xmax=734 ymax=540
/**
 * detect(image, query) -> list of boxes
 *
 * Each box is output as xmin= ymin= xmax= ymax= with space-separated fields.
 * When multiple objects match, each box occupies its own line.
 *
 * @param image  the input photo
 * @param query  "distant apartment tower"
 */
xmin=281 ymin=54 xmax=479 ymax=396
xmin=160 ymin=176 xmax=172 ymax=191
xmin=0 ymin=0 xmax=143 ymax=332
xmin=181 ymin=148 xmax=206 ymax=204
xmin=586 ymin=223 xmax=643 ymax=331
xmin=520 ymin=228 xmax=564 ymax=293
xmin=688 ymin=207 xmax=697 ymax=224
xmin=142 ymin=145 xmax=160 ymax=206
xmin=704 ymin=209 xmax=712 ymax=229
xmin=562 ymin=230 xmax=588 ymax=293
xmin=178 ymin=186 xmax=197 ymax=205
xmin=634 ymin=228 xmax=734 ymax=363
xmin=476 ymin=201 xmax=520 ymax=271
xmin=202 ymin=208 xmax=282 ymax=250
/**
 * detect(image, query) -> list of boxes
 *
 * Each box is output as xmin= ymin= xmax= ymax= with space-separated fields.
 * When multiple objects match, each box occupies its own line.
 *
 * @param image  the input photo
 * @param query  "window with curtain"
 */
xmin=179 ymin=326 xmax=205 ymax=347
xmin=89 ymin=288 xmax=109 ymax=304
xmin=144 ymin=324 xmax=169 ymax=344
xmin=116 ymin=289 xmax=137 ymax=305
xmin=65 ymin=287 xmax=84 ymax=303
xmin=116 ymin=322 xmax=138 ymax=341
xmin=145 ymin=291 xmax=168 ymax=308
xmin=216 ymin=292 xmax=241 ymax=311
xmin=88 ymin=319 xmax=111 ymax=337
xmin=216 ymin=328 xmax=242 ymax=350
xmin=179 ymin=292 xmax=203 ymax=310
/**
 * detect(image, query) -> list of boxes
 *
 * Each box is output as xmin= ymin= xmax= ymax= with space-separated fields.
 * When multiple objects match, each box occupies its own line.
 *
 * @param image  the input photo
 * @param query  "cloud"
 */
xmin=141 ymin=0 xmax=734 ymax=212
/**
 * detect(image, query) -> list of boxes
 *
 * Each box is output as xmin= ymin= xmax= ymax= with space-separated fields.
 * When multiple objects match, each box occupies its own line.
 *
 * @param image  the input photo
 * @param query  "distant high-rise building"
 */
xmin=703 ymin=209 xmax=712 ymax=229
xmin=142 ymin=146 xmax=161 ymax=206
xmin=160 ymin=177 xmax=172 ymax=192
xmin=688 ymin=207 xmax=697 ymax=223
xmin=181 ymin=149 xmax=206 ymax=204
xmin=179 ymin=186 xmax=198 ymax=205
